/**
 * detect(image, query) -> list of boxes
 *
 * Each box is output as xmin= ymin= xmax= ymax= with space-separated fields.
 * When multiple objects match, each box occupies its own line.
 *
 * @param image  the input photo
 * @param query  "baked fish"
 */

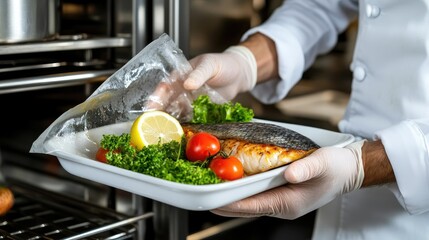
xmin=182 ymin=122 xmax=319 ymax=175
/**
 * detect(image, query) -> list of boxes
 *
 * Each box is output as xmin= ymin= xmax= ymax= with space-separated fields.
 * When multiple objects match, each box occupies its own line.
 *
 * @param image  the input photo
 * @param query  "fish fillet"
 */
xmin=182 ymin=122 xmax=319 ymax=175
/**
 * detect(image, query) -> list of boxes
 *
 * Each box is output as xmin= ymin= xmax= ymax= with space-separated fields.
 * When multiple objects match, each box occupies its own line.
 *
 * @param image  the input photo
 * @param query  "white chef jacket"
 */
xmin=243 ymin=0 xmax=429 ymax=239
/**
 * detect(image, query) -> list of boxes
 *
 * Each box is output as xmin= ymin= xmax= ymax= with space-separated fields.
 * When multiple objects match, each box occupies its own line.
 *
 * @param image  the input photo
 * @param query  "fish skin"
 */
xmin=181 ymin=122 xmax=320 ymax=150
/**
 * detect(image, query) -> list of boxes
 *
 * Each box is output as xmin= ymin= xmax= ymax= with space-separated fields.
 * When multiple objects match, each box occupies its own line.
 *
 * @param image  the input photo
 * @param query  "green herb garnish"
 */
xmin=191 ymin=95 xmax=254 ymax=124
xmin=100 ymin=134 xmax=222 ymax=185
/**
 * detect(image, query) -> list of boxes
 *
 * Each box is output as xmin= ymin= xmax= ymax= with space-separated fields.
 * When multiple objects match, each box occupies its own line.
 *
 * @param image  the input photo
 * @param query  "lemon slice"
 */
xmin=130 ymin=110 xmax=184 ymax=150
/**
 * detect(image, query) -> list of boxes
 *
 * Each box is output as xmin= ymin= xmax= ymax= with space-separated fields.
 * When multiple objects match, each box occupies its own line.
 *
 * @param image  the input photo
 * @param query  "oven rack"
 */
xmin=0 ymin=37 xmax=131 ymax=56
xmin=0 ymin=69 xmax=115 ymax=94
xmin=0 ymin=36 xmax=132 ymax=94
xmin=0 ymin=181 xmax=153 ymax=240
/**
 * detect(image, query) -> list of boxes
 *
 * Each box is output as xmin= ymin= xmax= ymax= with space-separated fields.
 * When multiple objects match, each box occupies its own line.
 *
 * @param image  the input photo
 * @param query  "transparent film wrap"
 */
xmin=30 ymin=33 xmax=225 ymax=154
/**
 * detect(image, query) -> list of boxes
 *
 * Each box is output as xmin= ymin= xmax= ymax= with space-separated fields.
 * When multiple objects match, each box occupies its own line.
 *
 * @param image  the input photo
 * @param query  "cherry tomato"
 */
xmin=96 ymin=148 xmax=109 ymax=163
xmin=95 ymin=148 xmax=119 ymax=163
xmin=186 ymin=132 xmax=221 ymax=162
xmin=209 ymin=154 xmax=244 ymax=181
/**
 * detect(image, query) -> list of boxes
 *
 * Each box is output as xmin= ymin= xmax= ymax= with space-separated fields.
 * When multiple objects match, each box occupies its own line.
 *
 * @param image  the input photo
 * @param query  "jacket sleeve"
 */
xmin=242 ymin=0 xmax=358 ymax=104
xmin=376 ymin=119 xmax=429 ymax=214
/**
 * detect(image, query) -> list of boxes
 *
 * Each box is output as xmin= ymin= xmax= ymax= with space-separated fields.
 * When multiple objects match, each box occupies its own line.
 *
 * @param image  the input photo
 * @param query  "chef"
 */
xmin=183 ymin=0 xmax=429 ymax=239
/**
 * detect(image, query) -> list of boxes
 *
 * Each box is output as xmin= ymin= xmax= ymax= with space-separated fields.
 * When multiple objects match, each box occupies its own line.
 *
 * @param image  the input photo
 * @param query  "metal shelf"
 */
xmin=0 ymin=37 xmax=131 ymax=55
xmin=1 ymin=180 xmax=154 ymax=240
xmin=0 ymin=69 xmax=115 ymax=94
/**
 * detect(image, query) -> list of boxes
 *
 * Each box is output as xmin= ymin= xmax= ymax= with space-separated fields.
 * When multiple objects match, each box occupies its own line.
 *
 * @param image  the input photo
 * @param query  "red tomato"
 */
xmin=95 ymin=148 xmax=119 ymax=163
xmin=209 ymin=154 xmax=244 ymax=181
xmin=96 ymin=148 xmax=109 ymax=163
xmin=186 ymin=132 xmax=220 ymax=162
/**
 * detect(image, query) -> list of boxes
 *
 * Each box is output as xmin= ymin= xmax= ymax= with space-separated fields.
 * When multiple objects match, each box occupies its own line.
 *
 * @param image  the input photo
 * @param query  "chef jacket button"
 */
xmin=366 ymin=4 xmax=381 ymax=18
xmin=353 ymin=66 xmax=366 ymax=81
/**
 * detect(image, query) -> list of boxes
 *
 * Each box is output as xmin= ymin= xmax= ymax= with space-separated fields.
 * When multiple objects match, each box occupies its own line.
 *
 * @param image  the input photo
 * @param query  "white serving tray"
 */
xmin=44 ymin=119 xmax=355 ymax=211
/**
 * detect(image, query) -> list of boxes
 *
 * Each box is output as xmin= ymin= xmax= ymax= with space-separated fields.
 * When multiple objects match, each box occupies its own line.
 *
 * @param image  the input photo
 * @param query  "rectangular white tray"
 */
xmin=44 ymin=119 xmax=354 ymax=211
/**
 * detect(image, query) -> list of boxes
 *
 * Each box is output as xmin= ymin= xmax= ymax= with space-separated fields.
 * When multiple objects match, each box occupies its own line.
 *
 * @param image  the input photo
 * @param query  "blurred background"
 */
xmin=0 ymin=0 xmax=356 ymax=239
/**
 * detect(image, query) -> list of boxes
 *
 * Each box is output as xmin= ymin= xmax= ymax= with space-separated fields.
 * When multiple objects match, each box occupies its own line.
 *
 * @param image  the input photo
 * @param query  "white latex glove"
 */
xmin=211 ymin=140 xmax=366 ymax=219
xmin=183 ymin=46 xmax=257 ymax=100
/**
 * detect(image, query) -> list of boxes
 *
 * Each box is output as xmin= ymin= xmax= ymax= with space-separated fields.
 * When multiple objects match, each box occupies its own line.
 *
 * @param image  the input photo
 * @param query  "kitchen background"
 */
xmin=0 ymin=0 xmax=355 ymax=239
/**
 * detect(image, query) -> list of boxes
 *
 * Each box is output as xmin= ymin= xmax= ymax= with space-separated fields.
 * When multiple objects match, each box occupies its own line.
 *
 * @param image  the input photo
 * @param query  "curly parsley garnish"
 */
xmin=100 ymin=134 xmax=222 ymax=185
xmin=191 ymin=95 xmax=254 ymax=124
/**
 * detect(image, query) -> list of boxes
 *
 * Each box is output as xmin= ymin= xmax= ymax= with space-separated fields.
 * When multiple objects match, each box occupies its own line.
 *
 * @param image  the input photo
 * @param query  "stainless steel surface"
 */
xmin=0 ymin=69 xmax=115 ymax=94
xmin=0 ymin=37 xmax=131 ymax=55
xmin=132 ymin=0 xmax=149 ymax=54
xmin=153 ymin=202 xmax=188 ymax=240
xmin=167 ymin=0 xmax=190 ymax=56
xmin=1 ymin=180 xmax=150 ymax=239
xmin=64 ymin=213 xmax=154 ymax=240
xmin=152 ymin=0 xmax=190 ymax=56
xmin=0 ymin=62 xmax=65 ymax=73
xmin=0 ymin=0 xmax=133 ymax=95
xmin=0 ymin=0 xmax=58 ymax=44
xmin=0 ymin=60 xmax=107 ymax=73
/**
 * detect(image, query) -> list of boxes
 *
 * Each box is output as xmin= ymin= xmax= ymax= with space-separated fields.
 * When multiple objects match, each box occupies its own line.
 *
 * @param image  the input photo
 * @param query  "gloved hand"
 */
xmin=183 ymin=46 xmax=257 ymax=100
xmin=211 ymin=140 xmax=366 ymax=219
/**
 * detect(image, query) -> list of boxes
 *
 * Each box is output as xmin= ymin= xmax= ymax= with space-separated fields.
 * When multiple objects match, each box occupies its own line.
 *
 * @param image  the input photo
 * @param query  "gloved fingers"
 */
xmin=144 ymin=82 xmax=174 ymax=111
xmin=212 ymin=180 xmax=339 ymax=220
xmin=284 ymin=149 xmax=328 ymax=183
xmin=211 ymin=196 xmax=274 ymax=218
xmin=210 ymin=191 xmax=277 ymax=218
xmin=164 ymin=92 xmax=193 ymax=122
xmin=210 ymin=207 xmax=258 ymax=218
xmin=184 ymin=55 xmax=219 ymax=90
xmin=211 ymin=186 xmax=300 ymax=219
xmin=286 ymin=146 xmax=364 ymax=194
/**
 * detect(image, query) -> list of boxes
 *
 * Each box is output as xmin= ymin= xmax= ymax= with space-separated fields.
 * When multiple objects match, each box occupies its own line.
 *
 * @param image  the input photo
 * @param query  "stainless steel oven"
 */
xmin=0 ymin=0 xmax=148 ymax=238
xmin=0 ymin=1 xmax=327 ymax=239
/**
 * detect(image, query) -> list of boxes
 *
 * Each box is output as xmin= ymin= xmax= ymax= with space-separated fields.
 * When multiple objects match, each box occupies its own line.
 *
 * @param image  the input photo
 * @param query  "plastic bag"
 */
xmin=30 ymin=33 xmax=225 ymax=154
